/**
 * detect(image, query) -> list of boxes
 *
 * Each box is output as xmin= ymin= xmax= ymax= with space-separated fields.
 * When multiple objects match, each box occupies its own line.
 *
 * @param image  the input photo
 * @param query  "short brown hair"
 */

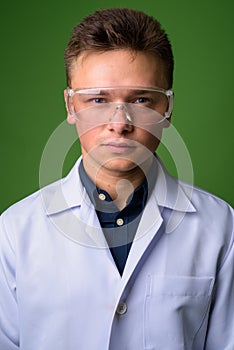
xmin=64 ymin=8 xmax=174 ymax=87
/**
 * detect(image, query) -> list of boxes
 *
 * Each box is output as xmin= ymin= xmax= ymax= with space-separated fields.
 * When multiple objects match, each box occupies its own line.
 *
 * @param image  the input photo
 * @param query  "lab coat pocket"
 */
xmin=144 ymin=275 xmax=214 ymax=350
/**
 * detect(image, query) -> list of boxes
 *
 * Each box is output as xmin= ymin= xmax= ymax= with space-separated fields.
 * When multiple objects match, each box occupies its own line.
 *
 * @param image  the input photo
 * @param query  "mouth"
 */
xmin=102 ymin=140 xmax=137 ymax=154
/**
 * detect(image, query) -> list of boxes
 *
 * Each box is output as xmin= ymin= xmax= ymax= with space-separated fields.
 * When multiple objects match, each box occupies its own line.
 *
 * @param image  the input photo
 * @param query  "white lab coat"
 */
xmin=0 ymin=157 xmax=233 ymax=349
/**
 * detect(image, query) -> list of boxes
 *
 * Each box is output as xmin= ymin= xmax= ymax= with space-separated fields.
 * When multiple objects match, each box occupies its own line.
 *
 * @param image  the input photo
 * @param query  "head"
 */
xmin=64 ymin=8 xmax=174 ymax=89
xmin=64 ymin=8 xmax=174 ymax=178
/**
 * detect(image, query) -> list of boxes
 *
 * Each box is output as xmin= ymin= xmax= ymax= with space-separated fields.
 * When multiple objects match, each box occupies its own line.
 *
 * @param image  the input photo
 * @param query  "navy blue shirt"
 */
xmin=79 ymin=160 xmax=157 ymax=275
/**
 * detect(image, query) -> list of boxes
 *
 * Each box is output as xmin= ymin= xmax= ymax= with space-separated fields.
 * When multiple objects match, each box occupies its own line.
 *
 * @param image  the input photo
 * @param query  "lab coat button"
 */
xmin=116 ymin=302 xmax=127 ymax=315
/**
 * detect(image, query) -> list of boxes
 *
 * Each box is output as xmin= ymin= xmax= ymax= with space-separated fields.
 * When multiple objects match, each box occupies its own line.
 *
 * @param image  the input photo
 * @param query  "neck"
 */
xmin=82 ymin=155 xmax=153 ymax=210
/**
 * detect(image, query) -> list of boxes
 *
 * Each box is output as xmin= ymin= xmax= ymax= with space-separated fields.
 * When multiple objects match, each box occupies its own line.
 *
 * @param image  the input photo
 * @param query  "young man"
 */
xmin=0 ymin=8 xmax=233 ymax=350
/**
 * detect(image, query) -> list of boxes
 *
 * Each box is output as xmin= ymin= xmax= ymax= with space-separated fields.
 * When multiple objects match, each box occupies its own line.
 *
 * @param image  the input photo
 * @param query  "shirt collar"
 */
xmin=78 ymin=158 xmax=149 ymax=208
xmin=44 ymin=155 xmax=196 ymax=215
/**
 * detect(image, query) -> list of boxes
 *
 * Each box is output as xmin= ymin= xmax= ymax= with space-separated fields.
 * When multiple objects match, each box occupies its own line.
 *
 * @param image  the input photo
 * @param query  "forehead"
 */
xmin=70 ymin=50 xmax=168 ymax=89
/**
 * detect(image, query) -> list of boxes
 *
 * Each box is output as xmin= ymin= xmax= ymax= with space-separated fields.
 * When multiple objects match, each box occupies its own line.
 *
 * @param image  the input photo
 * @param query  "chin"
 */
xmin=102 ymin=158 xmax=139 ymax=173
xmin=102 ymin=155 xmax=153 ymax=174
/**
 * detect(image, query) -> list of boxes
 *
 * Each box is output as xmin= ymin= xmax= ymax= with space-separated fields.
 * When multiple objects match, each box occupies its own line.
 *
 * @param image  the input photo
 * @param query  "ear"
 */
xmin=64 ymin=89 xmax=76 ymax=125
xmin=163 ymin=110 xmax=173 ymax=128
xmin=164 ymin=116 xmax=171 ymax=128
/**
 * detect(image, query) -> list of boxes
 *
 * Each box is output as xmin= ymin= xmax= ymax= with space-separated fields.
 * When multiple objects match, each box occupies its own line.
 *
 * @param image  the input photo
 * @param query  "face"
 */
xmin=65 ymin=50 xmax=170 ymax=175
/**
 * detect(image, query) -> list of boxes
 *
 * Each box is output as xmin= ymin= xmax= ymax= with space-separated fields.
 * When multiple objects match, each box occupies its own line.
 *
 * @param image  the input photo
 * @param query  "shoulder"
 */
xmin=1 ymin=158 xmax=83 ymax=225
xmin=0 ymin=178 xmax=62 ymax=233
xmin=177 ymin=179 xmax=234 ymax=243
xmin=181 ymin=179 xmax=233 ymax=215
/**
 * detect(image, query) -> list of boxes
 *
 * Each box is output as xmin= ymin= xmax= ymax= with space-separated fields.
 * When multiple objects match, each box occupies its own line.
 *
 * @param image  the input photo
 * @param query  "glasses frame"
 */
xmin=67 ymin=86 xmax=174 ymax=119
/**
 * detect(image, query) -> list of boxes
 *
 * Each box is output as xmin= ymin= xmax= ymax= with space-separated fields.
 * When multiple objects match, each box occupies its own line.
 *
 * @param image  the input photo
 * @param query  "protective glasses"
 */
xmin=66 ymin=86 xmax=174 ymax=126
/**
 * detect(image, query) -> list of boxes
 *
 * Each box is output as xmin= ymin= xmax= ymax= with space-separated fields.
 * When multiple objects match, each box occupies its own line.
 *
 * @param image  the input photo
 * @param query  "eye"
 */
xmin=91 ymin=97 xmax=106 ymax=103
xmin=134 ymin=97 xmax=151 ymax=104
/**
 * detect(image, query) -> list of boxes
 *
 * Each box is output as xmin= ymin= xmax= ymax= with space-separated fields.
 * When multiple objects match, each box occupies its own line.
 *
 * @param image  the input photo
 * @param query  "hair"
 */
xmin=64 ymin=8 xmax=174 ymax=88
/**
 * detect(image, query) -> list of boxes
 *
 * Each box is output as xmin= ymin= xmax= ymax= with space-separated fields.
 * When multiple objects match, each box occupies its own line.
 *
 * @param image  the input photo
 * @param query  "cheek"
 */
xmin=76 ymin=124 xmax=100 ymax=152
xmin=146 ymin=136 xmax=161 ymax=153
xmin=136 ymin=127 xmax=163 ymax=151
xmin=76 ymin=122 xmax=98 ymax=139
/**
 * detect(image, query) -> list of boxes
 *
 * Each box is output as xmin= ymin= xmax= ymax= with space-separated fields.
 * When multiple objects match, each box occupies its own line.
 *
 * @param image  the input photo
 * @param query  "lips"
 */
xmin=102 ymin=140 xmax=136 ymax=153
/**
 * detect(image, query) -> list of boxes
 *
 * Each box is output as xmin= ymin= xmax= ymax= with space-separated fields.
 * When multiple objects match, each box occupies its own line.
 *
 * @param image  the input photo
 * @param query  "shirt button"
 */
xmin=116 ymin=218 xmax=124 ymax=226
xmin=116 ymin=302 xmax=127 ymax=315
xmin=98 ymin=193 xmax=106 ymax=201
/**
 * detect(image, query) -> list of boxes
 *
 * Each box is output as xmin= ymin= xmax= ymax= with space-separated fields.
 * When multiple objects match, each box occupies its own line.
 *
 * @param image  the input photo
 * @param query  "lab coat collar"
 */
xmin=154 ymin=157 xmax=196 ymax=213
xmin=44 ymin=156 xmax=196 ymax=216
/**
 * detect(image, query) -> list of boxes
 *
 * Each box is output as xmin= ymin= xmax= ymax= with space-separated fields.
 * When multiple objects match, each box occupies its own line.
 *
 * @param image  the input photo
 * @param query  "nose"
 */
xmin=108 ymin=104 xmax=133 ymax=133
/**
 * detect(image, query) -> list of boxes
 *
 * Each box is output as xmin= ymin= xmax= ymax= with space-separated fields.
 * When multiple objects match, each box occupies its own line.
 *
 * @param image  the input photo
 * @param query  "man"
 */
xmin=0 ymin=8 xmax=233 ymax=350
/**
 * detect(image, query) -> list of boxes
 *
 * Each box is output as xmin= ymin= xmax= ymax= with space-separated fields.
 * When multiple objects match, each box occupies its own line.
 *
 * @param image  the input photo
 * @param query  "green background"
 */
xmin=1 ymin=0 xmax=233 ymax=213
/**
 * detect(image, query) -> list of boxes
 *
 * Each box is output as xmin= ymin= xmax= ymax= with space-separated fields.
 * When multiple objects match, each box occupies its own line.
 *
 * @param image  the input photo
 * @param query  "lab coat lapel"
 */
xmin=121 ymin=194 xmax=163 ymax=283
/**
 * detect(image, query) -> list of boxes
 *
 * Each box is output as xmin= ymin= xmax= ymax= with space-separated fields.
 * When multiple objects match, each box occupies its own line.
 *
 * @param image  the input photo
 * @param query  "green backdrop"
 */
xmin=1 ymin=0 xmax=233 ymax=213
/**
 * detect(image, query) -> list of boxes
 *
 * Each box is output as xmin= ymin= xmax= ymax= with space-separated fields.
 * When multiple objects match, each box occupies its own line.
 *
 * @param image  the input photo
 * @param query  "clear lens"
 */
xmin=67 ymin=87 xmax=173 ymax=125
